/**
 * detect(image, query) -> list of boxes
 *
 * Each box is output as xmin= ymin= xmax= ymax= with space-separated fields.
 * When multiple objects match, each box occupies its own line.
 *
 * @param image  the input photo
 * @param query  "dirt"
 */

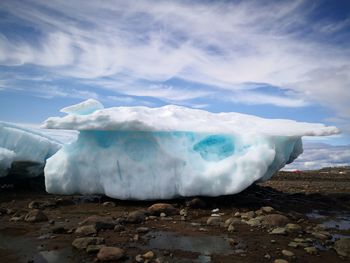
xmin=0 ymin=169 xmax=350 ymax=263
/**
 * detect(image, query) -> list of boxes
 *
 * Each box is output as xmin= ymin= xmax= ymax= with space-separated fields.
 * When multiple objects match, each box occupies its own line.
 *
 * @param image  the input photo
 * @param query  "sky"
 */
xmin=0 ymin=0 xmax=349 ymax=170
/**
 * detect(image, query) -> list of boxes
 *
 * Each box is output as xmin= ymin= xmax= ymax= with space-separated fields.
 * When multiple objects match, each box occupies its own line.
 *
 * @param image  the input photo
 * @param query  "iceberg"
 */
xmin=0 ymin=122 xmax=61 ymax=178
xmin=42 ymin=99 xmax=339 ymax=200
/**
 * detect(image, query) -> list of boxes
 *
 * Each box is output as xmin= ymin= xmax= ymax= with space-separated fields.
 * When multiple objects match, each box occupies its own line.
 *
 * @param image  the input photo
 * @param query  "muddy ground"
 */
xmin=0 ymin=169 xmax=350 ymax=263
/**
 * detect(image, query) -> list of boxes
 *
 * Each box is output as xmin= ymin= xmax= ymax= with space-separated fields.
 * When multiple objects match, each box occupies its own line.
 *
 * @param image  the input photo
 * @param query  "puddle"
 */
xmin=144 ymin=231 xmax=242 ymax=262
xmin=306 ymin=210 xmax=350 ymax=230
xmin=0 ymin=228 xmax=75 ymax=263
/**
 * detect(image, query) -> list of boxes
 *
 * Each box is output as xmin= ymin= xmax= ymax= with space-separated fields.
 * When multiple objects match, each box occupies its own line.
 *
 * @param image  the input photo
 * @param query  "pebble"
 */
xmin=102 ymin=201 xmax=115 ymax=207
xmin=261 ymin=206 xmax=274 ymax=213
xmin=135 ymin=254 xmax=144 ymax=262
xmin=72 ymin=237 xmax=105 ymax=250
xmin=262 ymin=214 xmax=289 ymax=227
xmin=228 ymin=224 xmax=235 ymax=232
xmin=285 ymin=223 xmax=301 ymax=233
xmin=86 ymin=244 xmax=105 ymax=254
xmin=143 ymin=251 xmax=155 ymax=259
xmin=97 ymin=247 xmax=125 ymax=261
xmin=24 ymin=209 xmax=48 ymax=223
xmin=75 ymin=225 xmax=97 ymax=236
xmin=136 ymin=227 xmax=149 ymax=233
xmin=304 ymin=246 xmax=318 ymax=255
xmin=270 ymin=227 xmax=287 ymax=235
xmin=148 ymin=203 xmax=178 ymax=216
xmin=334 ymin=238 xmax=350 ymax=257
xmin=273 ymin=259 xmax=289 ymax=263
xmin=282 ymin=249 xmax=294 ymax=257
xmin=207 ymin=216 xmax=223 ymax=226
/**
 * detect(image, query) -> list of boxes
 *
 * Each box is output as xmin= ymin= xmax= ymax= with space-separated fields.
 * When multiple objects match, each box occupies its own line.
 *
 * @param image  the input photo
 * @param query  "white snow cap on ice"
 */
xmin=43 ymin=101 xmax=339 ymax=136
xmin=60 ymin=98 xmax=104 ymax=115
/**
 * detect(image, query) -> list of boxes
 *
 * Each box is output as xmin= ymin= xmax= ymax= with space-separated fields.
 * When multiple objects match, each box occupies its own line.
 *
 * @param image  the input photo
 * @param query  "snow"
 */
xmin=60 ymin=99 xmax=104 ymax=115
xmin=0 ymin=122 xmax=61 ymax=177
xmin=43 ymin=100 xmax=339 ymax=200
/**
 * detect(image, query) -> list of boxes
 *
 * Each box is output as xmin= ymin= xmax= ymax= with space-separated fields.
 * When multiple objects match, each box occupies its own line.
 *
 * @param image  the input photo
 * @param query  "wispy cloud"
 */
xmin=0 ymin=0 xmax=349 ymax=115
xmin=284 ymin=142 xmax=350 ymax=170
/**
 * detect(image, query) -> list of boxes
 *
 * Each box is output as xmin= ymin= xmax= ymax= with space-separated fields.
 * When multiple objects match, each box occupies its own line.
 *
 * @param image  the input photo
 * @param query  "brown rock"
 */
xmin=274 ymin=260 xmax=289 ymax=263
xmin=24 ymin=209 xmax=48 ymax=222
xmin=127 ymin=210 xmax=148 ymax=223
xmin=97 ymin=246 xmax=125 ymax=261
xmin=262 ymin=214 xmax=289 ymax=227
xmin=79 ymin=215 xmax=115 ymax=230
xmin=86 ymin=244 xmax=105 ymax=254
xmin=143 ymin=250 xmax=155 ymax=259
xmin=148 ymin=203 xmax=178 ymax=216
xmin=207 ymin=216 xmax=223 ymax=226
xmin=334 ymin=238 xmax=350 ymax=257
xmin=72 ymin=237 xmax=104 ymax=250
xmin=75 ymin=225 xmax=97 ymax=236
xmin=186 ymin=197 xmax=206 ymax=208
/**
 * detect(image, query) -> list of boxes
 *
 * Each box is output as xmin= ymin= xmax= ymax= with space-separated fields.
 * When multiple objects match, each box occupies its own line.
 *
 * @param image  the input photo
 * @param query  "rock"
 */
xmin=224 ymin=217 xmax=241 ymax=227
xmin=25 ymin=209 xmax=48 ymax=222
xmin=186 ymin=197 xmax=206 ymax=208
xmin=312 ymin=231 xmax=331 ymax=240
xmin=255 ymin=209 xmax=263 ymax=216
xmin=274 ymin=259 xmax=288 ymax=263
xmin=240 ymin=211 xmax=255 ymax=220
xmin=148 ymin=203 xmax=178 ymax=216
xmin=304 ymin=246 xmax=318 ymax=255
xmin=334 ymin=238 xmax=350 ymax=257
xmin=114 ymin=224 xmax=126 ymax=232
xmin=282 ymin=250 xmax=294 ymax=257
xmin=0 ymin=207 xmax=8 ymax=215
xmin=207 ymin=216 xmax=223 ymax=226
xmin=136 ymin=227 xmax=149 ymax=233
xmin=155 ymin=257 xmax=165 ymax=263
xmin=102 ymin=201 xmax=115 ymax=207
xmin=28 ymin=201 xmax=42 ymax=209
xmin=52 ymin=226 xmax=67 ymax=234
xmin=227 ymin=238 xmax=238 ymax=246
xmin=212 ymin=208 xmax=219 ymax=213
xmin=97 ymin=247 xmax=125 ymax=261
xmin=261 ymin=206 xmax=274 ymax=213
xmin=86 ymin=244 xmax=105 ymax=254
xmin=127 ymin=210 xmax=148 ymax=223
xmin=79 ymin=215 xmax=115 ymax=230
xmin=288 ymin=242 xmax=299 ymax=248
xmin=72 ymin=237 xmax=104 ymax=250
xmin=96 ymin=221 xmax=115 ymax=231
xmin=143 ymin=251 xmax=155 ymax=259
xmin=28 ymin=200 xmax=56 ymax=209
xmin=228 ymin=224 xmax=235 ymax=232
xmin=270 ymin=227 xmax=286 ymax=235
xmin=246 ymin=218 xmax=261 ymax=227
xmin=55 ymin=197 xmax=75 ymax=206
xmin=9 ymin=216 xmax=24 ymax=222
xmin=179 ymin=209 xmax=188 ymax=217
xmin=75 ymin=225 xmax=97 ymax=236
xmin=286 ymin=223 xmax=301 ymax=233
xmin=160 ymin=212 xmax=166 ymax=217
xmin=262 ymin=214 xmax=289 ymax=227
xmin=135 ymin=254 xmax=144 ymax=262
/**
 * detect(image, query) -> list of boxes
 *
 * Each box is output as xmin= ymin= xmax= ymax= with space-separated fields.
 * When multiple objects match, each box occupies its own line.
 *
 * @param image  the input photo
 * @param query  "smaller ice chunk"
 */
xmin=0 ymin=122 xmax=61 ymax=177
xmin=60 ymin=99 xmax=104 ymax=115
xmin=0 ymin=147 xmax=16 ymax=177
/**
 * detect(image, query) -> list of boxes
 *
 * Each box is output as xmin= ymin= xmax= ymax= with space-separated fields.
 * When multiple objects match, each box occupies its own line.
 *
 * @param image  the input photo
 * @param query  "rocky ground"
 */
xmin=0 ymin=168 xmax=350 ymax=263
